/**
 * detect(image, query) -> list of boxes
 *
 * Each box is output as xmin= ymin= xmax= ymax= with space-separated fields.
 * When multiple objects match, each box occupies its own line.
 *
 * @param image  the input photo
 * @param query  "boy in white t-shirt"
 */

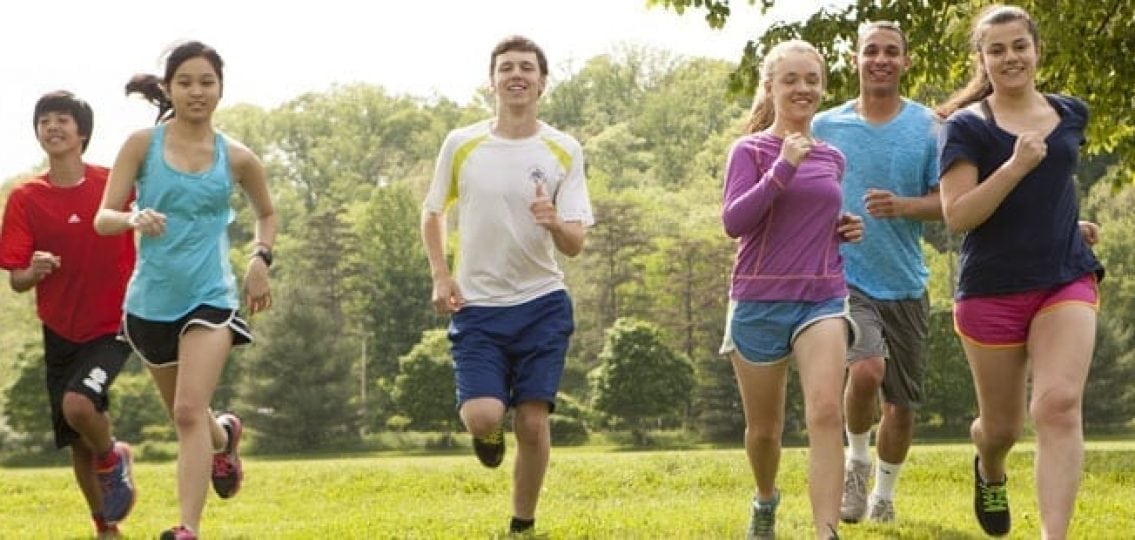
xmin=420 ymin=35 xmax=593 ymax=536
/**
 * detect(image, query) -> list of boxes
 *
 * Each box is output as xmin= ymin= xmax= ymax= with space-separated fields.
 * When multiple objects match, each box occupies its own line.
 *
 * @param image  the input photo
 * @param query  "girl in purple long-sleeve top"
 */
xmin=719 ymin=39 xmax=863 ymax=540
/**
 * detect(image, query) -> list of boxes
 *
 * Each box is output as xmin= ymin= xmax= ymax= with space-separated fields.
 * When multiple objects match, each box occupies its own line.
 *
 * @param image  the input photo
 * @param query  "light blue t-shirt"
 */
xmin=125 ymin=124 xmax=238 ymax=320
xmin=813 ymin=99 xmax=939 ymax=300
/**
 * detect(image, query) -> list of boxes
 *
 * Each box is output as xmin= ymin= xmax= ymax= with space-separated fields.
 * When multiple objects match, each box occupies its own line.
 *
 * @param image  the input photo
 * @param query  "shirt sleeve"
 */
xmin=721 ymin=137 xmax=797 ymax=238
xmin=0 ymin=187 xmax=33 ymax=270
xmin=938 ymin=112 xmax=982 ymax=179
xmin=554 ymin=139 xmax=594 ymax=226
xmin=423 ymin=131 xmax=459 ymax=214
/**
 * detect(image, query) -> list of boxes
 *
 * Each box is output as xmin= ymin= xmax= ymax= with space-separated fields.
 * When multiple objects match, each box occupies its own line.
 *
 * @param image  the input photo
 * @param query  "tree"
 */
xmin=651 ymin=0 xmax=1135 ymax=182
xmin=3 ymin=341 xmax=52 ymax=449
xmin=344 ymin=182 xmax=442 ymax=387
xmin=589 ymin=318 xmax=695 ymax=445
xmin=391 ymin=330 xmax=459 ymax=439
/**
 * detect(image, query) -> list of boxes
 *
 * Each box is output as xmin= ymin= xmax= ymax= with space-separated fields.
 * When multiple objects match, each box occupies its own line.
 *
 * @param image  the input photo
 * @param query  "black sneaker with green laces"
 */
xmin=973 ymin=455 xmax=1010 ymax=536
xmin=473 ymin=425 xmax=505 ymax=468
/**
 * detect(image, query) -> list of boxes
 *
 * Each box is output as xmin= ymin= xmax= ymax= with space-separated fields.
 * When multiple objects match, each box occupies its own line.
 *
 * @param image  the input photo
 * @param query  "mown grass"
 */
xmin=1 ymin=441 xmax=1131 ymax=538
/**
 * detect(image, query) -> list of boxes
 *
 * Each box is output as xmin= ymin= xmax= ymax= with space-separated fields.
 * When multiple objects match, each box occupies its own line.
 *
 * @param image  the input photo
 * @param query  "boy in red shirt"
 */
xmin=0 ymin=91 xmax=138 ymax=538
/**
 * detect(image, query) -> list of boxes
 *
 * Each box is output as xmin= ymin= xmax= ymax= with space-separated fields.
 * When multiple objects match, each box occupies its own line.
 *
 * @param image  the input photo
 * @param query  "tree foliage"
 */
xmin=589 ymin=318 xmax=695 ymax=445
xmin=652 ymin=0 xmax=1135 ymax=182
xmin=391 ymin=329 xmax=459 ymax=432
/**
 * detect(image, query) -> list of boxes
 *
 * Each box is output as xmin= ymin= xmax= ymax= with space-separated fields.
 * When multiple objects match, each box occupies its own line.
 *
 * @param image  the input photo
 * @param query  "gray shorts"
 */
xmin=847 ymin=287 xmax=929 ymax=409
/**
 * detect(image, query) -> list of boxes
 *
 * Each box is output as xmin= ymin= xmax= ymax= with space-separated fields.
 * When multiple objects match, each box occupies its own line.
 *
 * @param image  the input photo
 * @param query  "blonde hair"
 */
xmin=936 ymin=5 xmax=1040 ymax=118
xmin=745 ymin=40 xmax=827 ymax=134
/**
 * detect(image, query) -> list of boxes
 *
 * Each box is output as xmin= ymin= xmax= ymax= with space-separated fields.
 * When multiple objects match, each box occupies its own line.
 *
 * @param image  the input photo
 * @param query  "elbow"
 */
xmin=92 ymin=212 xmax=113 ymax=236
xmin=942 ymin=212 xmax=968 ymax=235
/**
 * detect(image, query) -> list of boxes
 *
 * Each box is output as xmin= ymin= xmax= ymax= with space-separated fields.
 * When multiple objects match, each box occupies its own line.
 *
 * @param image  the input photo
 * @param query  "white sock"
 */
xmin=846 ymin=428 xmax=871 ymax=464
xmin=873 ymin=459 xmax=902 ymax=500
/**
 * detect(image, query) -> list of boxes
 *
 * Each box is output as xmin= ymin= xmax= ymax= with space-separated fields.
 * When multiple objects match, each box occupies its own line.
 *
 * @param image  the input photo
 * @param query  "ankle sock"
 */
xmin=846 ymin=428 xmax=871 ymax=464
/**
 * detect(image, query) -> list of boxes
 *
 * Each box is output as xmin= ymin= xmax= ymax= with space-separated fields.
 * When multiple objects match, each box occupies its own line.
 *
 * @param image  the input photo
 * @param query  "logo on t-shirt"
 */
xmin=67 ymin=213 xmax=81 ymax=224
xmin=527 ymin=165 xmax=548 ymax=187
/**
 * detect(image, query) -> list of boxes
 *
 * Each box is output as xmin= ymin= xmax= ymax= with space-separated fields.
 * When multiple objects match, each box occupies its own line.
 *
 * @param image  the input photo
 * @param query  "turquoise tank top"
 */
xmin=125 ymin=124 xmax=238 ymax=320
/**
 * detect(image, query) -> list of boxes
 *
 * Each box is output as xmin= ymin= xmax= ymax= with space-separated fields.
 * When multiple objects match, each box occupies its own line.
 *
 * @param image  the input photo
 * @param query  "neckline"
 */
xmin=978 ymin=94 xmax=1064 ymax=140
xmin=159 ymin=124 xmax=219 ymax=177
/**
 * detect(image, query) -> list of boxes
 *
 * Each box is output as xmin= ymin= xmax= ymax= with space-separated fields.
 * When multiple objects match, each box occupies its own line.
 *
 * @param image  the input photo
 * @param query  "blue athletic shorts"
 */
xmin=448 ymin=289 xmax=574 ymax=412
xmin=720 ymin=297 xmax=856 ymax=364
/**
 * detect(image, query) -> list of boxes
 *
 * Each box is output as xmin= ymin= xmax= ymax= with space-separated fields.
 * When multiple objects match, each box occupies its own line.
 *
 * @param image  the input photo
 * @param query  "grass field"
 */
xmin=1 ymin=441 xmax=1131 ymax=538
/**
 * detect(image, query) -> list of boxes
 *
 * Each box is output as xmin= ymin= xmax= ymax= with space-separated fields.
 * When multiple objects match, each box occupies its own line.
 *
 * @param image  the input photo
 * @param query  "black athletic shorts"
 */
xmin=122 ymin=305 xmax=252 ymax=368
xmin=43 ymin=327 xmax=131 ymax=449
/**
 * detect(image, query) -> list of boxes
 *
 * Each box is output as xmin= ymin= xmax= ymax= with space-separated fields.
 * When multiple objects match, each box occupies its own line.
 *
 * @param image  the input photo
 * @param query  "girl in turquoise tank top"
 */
xmin=94 ymin=41 xmax=277 ymax=540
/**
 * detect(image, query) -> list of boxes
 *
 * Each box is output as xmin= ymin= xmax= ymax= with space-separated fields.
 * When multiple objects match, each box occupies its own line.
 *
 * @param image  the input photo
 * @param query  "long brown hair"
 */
xmin=936 ymin=5 xmax=1040 ymax=119
xmin=744 ymin=40 xmax=826 ymax=134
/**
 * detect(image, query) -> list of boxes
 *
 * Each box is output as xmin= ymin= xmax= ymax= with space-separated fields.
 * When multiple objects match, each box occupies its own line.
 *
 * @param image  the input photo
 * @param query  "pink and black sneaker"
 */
xmin=211 ymin=412 xmax=244 ymax=499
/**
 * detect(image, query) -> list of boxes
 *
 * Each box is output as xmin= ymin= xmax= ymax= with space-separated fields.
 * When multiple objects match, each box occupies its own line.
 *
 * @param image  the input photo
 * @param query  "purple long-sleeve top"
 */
xmin=722 ymin=132 xmax=848 ymax=302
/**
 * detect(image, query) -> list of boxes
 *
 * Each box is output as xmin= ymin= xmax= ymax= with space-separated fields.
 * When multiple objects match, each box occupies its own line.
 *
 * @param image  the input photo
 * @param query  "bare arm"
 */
xmin=9 ymin=252 xmax=61 ymax=292
xmin=232 ymin=143 xmax=277 ymax=314
xmin=95 ymin=130 xmax=151 ymax=235
xmin=421 ymin=209 xmax=464 ymax=313
xmin=864 ymin=188 xmax=943 ymax=221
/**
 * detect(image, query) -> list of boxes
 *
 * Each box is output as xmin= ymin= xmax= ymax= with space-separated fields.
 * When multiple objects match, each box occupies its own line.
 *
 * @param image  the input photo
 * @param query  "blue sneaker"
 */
xmin=96 ymin=441 xmax=136 ymax=524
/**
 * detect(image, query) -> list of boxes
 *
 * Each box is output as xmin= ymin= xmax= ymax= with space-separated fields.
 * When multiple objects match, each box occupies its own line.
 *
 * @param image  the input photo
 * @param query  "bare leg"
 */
xmin=511 ymin=401 xmax=551 ymax=520
xmin=148 ymin=327 xmax=232 ymax=533
xmin=793 ymin=318 xmax=848 ymax=538
xmin=459 ymin=397 xmax=507 ymax=439
xmin=961 ymin=341 xmax=1027 ymax=483
xmin=732 ymin=352 xmax=788 ymax=502
xmin=1027 ymin=305 xmax=1095 ymax=540
xmin=843 ymin=357 xmax=883 ymax=437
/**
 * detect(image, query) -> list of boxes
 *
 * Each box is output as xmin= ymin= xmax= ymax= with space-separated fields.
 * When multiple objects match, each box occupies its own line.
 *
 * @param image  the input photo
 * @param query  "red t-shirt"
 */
xmin=0 ymin=164 xmax=136 ymax=342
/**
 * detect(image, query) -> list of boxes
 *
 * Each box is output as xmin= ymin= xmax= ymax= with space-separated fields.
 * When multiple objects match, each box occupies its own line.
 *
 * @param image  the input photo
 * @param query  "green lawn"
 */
xmin=1 ymin=441 xmax=1131 ymax=538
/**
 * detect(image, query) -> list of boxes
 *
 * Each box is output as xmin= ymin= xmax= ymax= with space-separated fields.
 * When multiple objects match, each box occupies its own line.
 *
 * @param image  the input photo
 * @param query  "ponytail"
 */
xmin=125 ymin=74 xmax=174 ymax=124
xmin=936 ymin=58 xmax=993 ymax=119
xmin=936 ymin=4 xmax=1038 ymax=119
xmin=745 ymin=88 xmax=775 ymax=134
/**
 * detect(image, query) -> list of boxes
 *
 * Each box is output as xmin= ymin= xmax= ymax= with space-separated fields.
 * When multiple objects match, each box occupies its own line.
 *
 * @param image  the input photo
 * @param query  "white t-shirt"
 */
xmin=424 ymin=120 xmax=594 ymax=307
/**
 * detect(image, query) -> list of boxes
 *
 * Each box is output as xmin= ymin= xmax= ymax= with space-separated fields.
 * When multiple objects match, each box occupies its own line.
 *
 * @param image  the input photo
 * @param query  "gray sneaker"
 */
xmin=747 ymin=490 xmax=779 ymax=539
xmin=867 ymin=494 xmax=895 ymax=522
xmin=840 ymin=460 xmax=872 ymax=523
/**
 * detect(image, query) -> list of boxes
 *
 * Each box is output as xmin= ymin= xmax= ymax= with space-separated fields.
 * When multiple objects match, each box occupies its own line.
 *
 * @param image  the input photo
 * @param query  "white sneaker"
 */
xmin=867 ymin=493 xmax=895 ymax=523
xmin=839 ymin=459 xmax=872 ymax=523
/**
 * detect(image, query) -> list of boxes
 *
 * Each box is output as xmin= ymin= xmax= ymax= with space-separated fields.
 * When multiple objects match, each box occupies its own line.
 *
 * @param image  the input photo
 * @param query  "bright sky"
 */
xmin=0 ymin=0 xmax=833 ymax=181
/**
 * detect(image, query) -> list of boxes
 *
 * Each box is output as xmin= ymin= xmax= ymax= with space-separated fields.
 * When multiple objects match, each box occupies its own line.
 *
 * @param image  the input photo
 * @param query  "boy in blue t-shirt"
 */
xmin=812 ymin=21 xmax=942 ymax=525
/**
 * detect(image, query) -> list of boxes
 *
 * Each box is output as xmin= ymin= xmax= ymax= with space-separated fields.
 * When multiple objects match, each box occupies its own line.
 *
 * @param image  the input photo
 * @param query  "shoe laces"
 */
xmin=843 ymin=463 xmax=867 ymax=495
xmin=980 ymin=482 xmax=1009 ymax=512
xmin=749 ymin=494 xmax=778 ymax=535
xmin=480 ymin=427 xmax=503 ymax=445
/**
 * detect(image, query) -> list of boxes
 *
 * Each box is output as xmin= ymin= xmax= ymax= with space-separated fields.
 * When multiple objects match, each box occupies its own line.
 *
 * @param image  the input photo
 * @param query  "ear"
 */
xmin=538 ymin=75 xmax=547 ymax=97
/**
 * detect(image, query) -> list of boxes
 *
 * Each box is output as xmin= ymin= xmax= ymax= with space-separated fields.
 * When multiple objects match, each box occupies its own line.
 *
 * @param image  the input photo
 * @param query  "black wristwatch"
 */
xmin=252 ymin=245 xmax=274 ymax=268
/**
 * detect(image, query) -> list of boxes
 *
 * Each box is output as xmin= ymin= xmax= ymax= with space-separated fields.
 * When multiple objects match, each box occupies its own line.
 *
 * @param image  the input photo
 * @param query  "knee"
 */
xmin=461 ymin=405 xmax=505 ymax=438
xmin=171 ymin=402 xmax=205 ymax=432
xmin=1030 ymin=389 xmax=1082 ymax=433
xmin=847 ymin=360 xmax=884 ymax=393
xmin=974 ymin=418 xmax=1021 ymax=449
xmin=805 ymin=399 xmax=843 ymax=433
xmin=61 ymin=392 xmax=97 ymax=424
xmin=513 ymin=405 xmax=550 ymax=443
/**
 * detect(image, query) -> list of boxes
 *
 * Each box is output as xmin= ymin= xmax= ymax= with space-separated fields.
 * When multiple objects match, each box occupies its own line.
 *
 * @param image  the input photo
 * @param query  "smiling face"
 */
xmin=856 ymin=26 xmax=909 ymax=97
xmin=35 ymin=111 xmax=85 ymax=158
xmin=491 ymin=49 xmax=546 ymax=109
xmin=168 ymin=56 xmax=222 ymax=122
xmin=978 ymin=19 xmax=1039 ymax=94
xmin=767 ymin=50 xmax=825 ymax=125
